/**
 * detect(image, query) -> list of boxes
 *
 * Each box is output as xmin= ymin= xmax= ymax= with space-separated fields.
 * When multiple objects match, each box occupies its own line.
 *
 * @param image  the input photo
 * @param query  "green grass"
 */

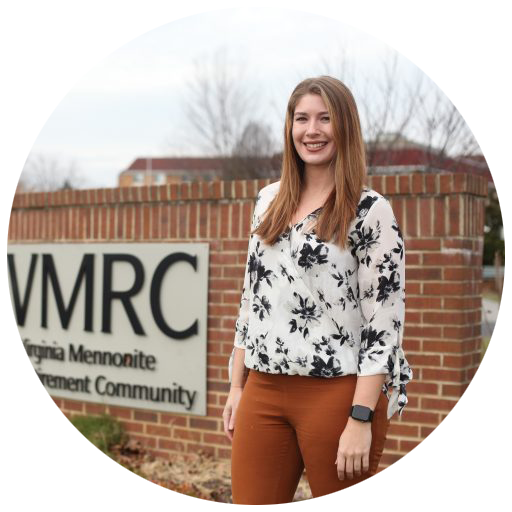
xmin=480 ymin=338 xmax=505 ymax=437
xmin=7 ymin=416 xmax=125 ymax=487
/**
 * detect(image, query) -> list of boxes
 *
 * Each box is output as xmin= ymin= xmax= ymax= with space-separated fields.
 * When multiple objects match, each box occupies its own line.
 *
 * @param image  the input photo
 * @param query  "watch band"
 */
xmin=350 ymin=404 xmax=374 ymax=422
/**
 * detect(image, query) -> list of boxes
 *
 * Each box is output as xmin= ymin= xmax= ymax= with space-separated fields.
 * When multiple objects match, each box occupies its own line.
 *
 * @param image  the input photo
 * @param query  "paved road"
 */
xmin=482 ymin=297 xmax=500 ymax=338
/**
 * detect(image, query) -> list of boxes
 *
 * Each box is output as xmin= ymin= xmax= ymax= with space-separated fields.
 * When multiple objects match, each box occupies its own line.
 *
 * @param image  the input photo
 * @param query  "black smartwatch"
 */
xmin=350 ymin=405 xmax=374 ymax=423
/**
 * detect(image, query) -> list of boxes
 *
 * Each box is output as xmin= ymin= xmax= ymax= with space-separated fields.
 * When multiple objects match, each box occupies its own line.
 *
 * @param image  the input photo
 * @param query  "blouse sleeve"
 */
xmin=228 ymin=192 xmax=260 ymax=383
xmin=355 ymin=197 xmax=413 ymax=419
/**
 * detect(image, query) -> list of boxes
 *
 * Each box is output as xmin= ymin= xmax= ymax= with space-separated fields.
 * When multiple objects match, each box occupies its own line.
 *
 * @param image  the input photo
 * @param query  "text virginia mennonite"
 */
xmin=23 ymin=338 xmax=198 ymax=411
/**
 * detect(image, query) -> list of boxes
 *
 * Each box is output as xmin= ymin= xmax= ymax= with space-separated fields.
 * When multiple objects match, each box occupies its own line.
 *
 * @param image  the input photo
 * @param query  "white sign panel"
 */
xmin=7 ymin=243 xmax=209 ymax=415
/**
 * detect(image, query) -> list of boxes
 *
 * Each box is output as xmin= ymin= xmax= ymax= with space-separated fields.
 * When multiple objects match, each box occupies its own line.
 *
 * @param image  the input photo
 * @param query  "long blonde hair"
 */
xmin=253 ymin=76 xmax=367 ymax=249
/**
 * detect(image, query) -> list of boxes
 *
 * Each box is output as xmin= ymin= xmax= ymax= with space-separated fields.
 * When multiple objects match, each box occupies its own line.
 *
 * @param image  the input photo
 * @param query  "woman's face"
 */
xmin=292 ymin=93 xmax=337 ymax=170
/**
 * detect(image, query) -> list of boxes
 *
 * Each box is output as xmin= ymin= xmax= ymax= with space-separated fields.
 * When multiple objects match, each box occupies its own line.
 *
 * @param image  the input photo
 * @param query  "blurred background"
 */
xmin=17 ymin=6 xmax=503 ymax=327
xmin=7 ymin=5 xmax=505 ymax=502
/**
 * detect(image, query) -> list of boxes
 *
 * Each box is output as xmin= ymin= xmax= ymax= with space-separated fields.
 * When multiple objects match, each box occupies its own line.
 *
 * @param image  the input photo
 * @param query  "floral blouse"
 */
xmin=228 ymin=181 xmax=413 ymax=419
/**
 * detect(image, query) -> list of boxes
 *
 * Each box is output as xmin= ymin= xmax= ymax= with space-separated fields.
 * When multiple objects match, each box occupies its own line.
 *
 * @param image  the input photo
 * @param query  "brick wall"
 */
xmin=8 ymin=172 xmax=488 ymax=467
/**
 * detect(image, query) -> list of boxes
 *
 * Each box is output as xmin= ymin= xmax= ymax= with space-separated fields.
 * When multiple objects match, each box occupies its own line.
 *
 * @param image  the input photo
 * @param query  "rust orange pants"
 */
xmin=231 ymin=369 xmax=390 ymax=504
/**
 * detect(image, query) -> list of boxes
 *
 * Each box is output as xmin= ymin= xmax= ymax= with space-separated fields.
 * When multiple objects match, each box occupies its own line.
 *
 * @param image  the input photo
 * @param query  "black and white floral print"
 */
xmin=228 ymin=181 xmax=413 ymax=420
xmin=297 ymin=242 xmax=329 ymax=270
xmin=248 ymin=240 xmax=277 ymax=295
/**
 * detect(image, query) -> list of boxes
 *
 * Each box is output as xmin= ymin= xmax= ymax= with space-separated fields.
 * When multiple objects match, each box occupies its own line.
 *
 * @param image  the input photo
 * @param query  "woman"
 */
xmin=222 ymin=76 xmax=413 ymax=505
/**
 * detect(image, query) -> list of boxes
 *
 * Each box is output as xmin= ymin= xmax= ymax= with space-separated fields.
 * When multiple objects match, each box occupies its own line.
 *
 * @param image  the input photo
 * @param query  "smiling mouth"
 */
xmin=304 ymin=142 xmax=328 ymax=150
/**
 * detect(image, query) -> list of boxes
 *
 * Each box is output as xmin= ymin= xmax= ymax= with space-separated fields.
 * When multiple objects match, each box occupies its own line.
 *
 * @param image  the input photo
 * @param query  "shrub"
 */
xmin=76 ymin=479 xmax=214 ymax=505
xmin=41 ymin=415 xmax=125 ymax=457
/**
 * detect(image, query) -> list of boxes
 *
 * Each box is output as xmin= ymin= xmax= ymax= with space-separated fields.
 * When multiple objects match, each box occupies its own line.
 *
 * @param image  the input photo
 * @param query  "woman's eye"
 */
xmin=294 ymin=116 xmax=330 ymax=121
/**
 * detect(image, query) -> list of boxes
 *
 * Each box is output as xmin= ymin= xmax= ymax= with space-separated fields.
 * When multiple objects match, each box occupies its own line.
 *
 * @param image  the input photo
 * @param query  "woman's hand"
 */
xmin=222 ymin=386 xmax=244 ymax=442
xmin=335 ymin=418 xmax=372 ymax=480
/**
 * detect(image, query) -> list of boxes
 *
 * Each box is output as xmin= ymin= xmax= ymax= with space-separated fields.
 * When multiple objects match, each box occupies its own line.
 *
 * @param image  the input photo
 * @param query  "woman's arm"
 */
xmin=230 ymin=347 xmax=249 ymax=389
xmin=353 ymin=196 xmax=412 ymax=419
xmin=228 ymin=192 xmax=262 ymax=384
xmin=223 ymin=348 xmax=248 ymax=441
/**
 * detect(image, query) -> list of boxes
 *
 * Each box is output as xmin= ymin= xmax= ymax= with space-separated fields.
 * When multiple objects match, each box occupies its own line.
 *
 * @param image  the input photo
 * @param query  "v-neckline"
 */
xmin=288 ymin=206 xmax=323 ymax=229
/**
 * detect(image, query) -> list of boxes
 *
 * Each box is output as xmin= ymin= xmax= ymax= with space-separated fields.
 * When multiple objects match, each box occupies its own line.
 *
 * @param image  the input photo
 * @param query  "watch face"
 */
xmin=352 ymin=405 xmax=372 ymax=421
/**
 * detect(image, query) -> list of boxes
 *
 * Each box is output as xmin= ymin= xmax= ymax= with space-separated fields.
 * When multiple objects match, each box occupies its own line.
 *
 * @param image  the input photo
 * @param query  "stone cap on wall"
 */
xmin=11 ymin=171 xmax=488 ymax=210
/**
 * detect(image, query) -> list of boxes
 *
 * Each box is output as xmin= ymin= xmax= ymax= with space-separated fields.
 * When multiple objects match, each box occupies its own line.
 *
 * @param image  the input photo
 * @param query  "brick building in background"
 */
xmin=118 ymin=135 xmax=491 ymax=188
xmin=118 ymin=155 xmax=282 ymax=186
xmin=8 ymin=171 xmax=488 ymax=470
xmin=366 ymin=134 xmax=491 ymax=180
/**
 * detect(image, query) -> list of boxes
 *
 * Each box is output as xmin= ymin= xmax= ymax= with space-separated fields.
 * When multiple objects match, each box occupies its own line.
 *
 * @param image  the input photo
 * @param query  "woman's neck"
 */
xmin=302 ymin=165 xmax=335 ymax=198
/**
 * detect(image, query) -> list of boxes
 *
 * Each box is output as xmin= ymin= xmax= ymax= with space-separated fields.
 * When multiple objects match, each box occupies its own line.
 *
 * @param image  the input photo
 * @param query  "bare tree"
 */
xmin=177 ymin=45 xmax=281 ymax=179
xmin=20 ymin=153 xmax=87 ymax=192
xmin=233 ymin=121 xmax=276 ymax=158
xmin=32 ymin=154 xmax=85 ymax=190
xmin=7 ymin=123 xmax=87 ymax=194
xmin=414 ymin=50 xmax=504 ymax=164
xmin=223 ymin=121 xmax=280 ymax=179
xmin=307 ymin=50 xmax=481 ymax=172
xmin=356 ymin=53 xmax=427 ymax=168
xmin=181 ymin=46 xmax=260 ymax=157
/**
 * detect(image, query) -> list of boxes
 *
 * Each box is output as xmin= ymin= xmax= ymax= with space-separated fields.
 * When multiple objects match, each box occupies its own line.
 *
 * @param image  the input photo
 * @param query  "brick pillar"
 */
xmin=368 ymin=171 xmax=488 ymax=465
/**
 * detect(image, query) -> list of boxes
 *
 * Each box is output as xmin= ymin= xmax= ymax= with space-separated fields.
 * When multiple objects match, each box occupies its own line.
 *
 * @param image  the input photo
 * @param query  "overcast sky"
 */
xmin=25 ymin=6 xmax=433 ymax=189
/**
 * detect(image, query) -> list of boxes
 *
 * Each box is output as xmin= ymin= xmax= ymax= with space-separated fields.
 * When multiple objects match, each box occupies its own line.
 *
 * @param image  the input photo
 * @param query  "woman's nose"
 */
xmin=305 ymin=121 xmax=321 ymax=135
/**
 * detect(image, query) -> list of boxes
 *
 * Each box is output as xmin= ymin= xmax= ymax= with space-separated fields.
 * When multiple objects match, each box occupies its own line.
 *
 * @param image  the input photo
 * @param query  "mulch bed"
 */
xmin=7 ymin=438 xmax=505 ymax=505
